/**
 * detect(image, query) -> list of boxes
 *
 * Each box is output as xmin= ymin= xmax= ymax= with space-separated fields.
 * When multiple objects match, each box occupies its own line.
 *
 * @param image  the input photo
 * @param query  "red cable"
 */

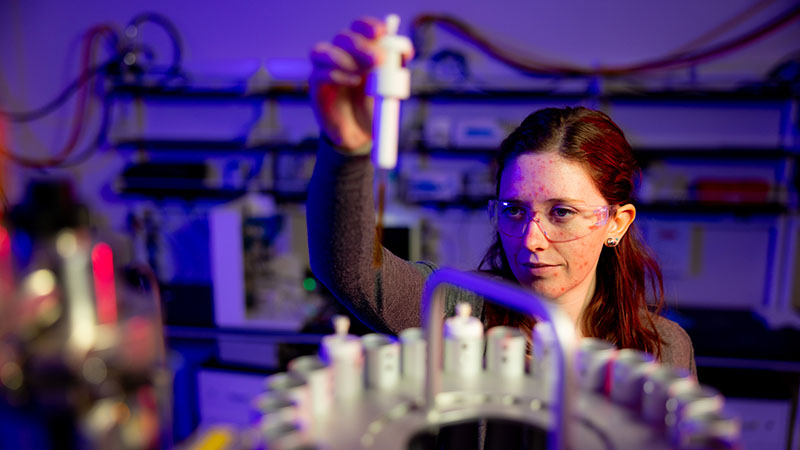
xmin=4 ymin=25 xmax=116 ymax=168
xmin=413 ymin=5 xmax=800 ymax=77
xmin=608 ymin=5 xmax=800 ymax=75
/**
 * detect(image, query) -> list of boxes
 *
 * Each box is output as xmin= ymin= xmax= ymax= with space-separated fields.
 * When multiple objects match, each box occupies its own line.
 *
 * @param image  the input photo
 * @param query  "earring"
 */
xmin=605 ymin=237 xmax=619 ymax=247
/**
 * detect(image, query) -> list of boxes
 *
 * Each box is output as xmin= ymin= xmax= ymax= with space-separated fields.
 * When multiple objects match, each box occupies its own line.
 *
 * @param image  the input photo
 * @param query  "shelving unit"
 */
xmin=107 ymin=81 xmax=800 ymax=317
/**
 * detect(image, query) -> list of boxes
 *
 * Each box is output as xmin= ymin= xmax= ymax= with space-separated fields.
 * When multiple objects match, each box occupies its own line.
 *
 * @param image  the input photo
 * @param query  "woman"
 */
xmin=306 ymin=18 xmax=695 ymax=375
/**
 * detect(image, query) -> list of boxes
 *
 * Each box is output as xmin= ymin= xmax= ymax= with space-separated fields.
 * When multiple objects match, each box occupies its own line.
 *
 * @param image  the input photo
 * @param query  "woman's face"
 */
xmin=498 ymin=151 xmax=611 ymax=303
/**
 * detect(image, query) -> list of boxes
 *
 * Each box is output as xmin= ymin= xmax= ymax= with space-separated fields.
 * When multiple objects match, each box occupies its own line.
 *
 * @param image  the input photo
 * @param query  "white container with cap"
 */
xmin=665 ymin=384 xmax=725 ymax=444
xmin=486 ymin=326 xmax=526 ymax=378
xmin=531 ymin=321 xmax=556 ymax=400
xmin=575 ymin=338 xmax=617 ymax=393
xmin=676 ymin=410 xmax=742 ymax=450
xmin=263 ymin=372 xmax=309 ymax=427
xmin=641 ymin=366 xmax=694 ymax=425
xmin=320 ymin=315 xmax=364 ymax=401
xmin=443 ymin=303 xmax=484 ymax=377
xmin=251 ymin=392 xmax=299 ymax=428
xmin=288 ymin=355 xmax=332 ymax=418
xmin=609 ymin=348 xmax=655 ymax=407
xmin=399 ymin=327 xmax=426 ymax=382
xmin=366 ymin=14 xmax=412 ymax=170
xmin=362 ymin=333 xmax=401 ymax=390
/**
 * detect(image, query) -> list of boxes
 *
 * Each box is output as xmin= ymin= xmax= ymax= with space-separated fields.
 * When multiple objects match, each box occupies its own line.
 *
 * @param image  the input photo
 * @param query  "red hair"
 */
xmin=479 ymin=107 xmax=665 ymax=358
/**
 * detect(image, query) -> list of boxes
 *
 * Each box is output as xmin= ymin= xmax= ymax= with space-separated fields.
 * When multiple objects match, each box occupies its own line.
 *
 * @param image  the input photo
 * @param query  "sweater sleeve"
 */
xmin=306 ymin=136 xmax=434 ymax=334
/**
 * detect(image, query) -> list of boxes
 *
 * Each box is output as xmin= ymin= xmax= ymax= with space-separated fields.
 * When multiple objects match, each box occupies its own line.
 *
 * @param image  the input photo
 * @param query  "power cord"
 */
xmin=411 ymin=3 xmax=800 ymax=77
xmin=0 ymin=12 xmax=186 ymax=169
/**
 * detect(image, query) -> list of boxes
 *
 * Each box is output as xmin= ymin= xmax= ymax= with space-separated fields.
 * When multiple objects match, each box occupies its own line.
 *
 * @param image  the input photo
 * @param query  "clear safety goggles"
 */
xmin=488 ymin=200 xmax=616 ymax=243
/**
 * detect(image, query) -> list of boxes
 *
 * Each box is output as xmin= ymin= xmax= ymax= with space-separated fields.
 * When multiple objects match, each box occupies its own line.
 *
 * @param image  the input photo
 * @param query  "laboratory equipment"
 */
xmin=251 ymin=269 xmax=741 ymax=450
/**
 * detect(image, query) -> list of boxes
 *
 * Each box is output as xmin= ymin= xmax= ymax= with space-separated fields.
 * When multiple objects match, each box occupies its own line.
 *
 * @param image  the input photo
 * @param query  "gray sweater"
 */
xmin=307 ymin=138 xmax=696 ymax=377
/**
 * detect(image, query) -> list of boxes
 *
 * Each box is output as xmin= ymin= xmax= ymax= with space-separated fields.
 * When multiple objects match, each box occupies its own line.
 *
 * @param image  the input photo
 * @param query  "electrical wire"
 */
xmin=610 ymin=4 xmax=800 ymax=75
xmin=126 ymin=12 xmax=184 ymax=79
xmin=665 ymin=0 xmax=779 ymax=57
xmin=411 ymin=4 xmax=800 ymax=77
xmin=54 ymin=88 xmax=114 ymax=169
xmin=0 ymin=12 xmax=186 ymax=169
xmin=0 ymin=26 xmax=118 ymax=168
xmin=1 ymin=25 xmax=119 ymax=123
xmin=2 ymin=63 xmax=109 ymax=123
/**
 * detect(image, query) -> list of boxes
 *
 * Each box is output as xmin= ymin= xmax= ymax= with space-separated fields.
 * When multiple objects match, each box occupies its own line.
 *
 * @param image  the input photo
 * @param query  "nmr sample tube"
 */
xmin=366 ymin=14 xmax=412 ymax=170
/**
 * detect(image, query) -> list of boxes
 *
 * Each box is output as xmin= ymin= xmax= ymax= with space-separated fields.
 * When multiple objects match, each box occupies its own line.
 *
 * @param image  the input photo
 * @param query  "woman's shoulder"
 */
xmin=651 ymin=314 xmax=690 ymax=342
xmin=650 ymin=314 xmax=697 ymax=377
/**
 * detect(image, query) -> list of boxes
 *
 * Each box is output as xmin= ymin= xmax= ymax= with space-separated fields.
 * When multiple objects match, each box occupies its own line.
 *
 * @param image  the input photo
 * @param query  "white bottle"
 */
xmin=443 ymin=303 xmax=484 ymax=377
xmin=366 ymin=14 xmax=412 ymax=170
xmin=320 ymin=316 xmax=364 ymax=400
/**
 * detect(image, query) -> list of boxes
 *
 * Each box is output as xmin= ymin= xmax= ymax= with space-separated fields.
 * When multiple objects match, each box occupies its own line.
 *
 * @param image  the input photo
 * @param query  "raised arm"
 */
xmin=306 ymin=18 xmax=427 ymax=334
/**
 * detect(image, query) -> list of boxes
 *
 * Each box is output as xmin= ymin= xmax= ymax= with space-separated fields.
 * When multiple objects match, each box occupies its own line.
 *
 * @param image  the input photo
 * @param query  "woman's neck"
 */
xmin=554 ymin=272 xmax=597 ymax=339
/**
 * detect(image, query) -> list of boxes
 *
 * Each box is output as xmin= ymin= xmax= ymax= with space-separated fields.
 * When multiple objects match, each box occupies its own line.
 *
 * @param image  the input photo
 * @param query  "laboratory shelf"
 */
xmin=115 ymin=183 xmax=308 ymax=202
xmin=113 ymin=138 xmax=318 ymax=153
xmin=111 ymin=83 xmax=797 ymax=103
xmin=111 ymin=83 xmax=309 ymax=100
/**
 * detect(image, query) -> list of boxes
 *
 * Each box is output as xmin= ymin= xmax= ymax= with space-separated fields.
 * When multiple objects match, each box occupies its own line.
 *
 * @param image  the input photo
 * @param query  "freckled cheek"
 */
xmin=565 ymin=239 xmax=604 ymax=273
xmin=563 ymin=242 xmax=598 ymax=273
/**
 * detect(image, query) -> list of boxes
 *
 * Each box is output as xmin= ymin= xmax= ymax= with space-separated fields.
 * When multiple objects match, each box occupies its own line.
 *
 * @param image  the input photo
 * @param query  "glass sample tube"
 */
xmin=367 ymin=14 xmax=412 ymax=170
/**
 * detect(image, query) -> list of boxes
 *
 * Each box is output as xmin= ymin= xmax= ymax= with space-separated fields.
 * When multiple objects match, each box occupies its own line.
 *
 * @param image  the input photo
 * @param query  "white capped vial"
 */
xmin=320 ymin=315 xmax=364 ymax=401
xmin=444 ymin=303 xmax=484 ymax=377
xmin=531 ymin=322 xmax=557 ymax=400
xmin=486 ymin=326 xmax=526 ymax=378
xmin=399 ymin=327 xmax=426 ymax=382
xmin=288 ymin=355 xmax=332 ymax=418
xmin=641 ymin=366 xmax=694 ymax=426
xmin=665 ymin=384 xmax=725 ymax=445
xmin=362 ymin=333 xmax=401 ymax=390
xmin=366 ymin=14 xmax=412 ymax=170
xmin=575 ymin=338 xmax=617 ymax=393
xmin=676 ymin=410 xmax=741 ymax=450
xmin=264 ymin=373 xmax=309 ymax=427
xmin=609 ymin=349 xmax=655 ymax=407
xmin=251 ymin=392 xmax=298 ymax=428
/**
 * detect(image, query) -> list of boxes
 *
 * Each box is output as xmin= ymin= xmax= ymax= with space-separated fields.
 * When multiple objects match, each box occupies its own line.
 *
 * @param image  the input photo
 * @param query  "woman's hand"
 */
xmin=309 ymin=17 xmax=413 ymax=152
